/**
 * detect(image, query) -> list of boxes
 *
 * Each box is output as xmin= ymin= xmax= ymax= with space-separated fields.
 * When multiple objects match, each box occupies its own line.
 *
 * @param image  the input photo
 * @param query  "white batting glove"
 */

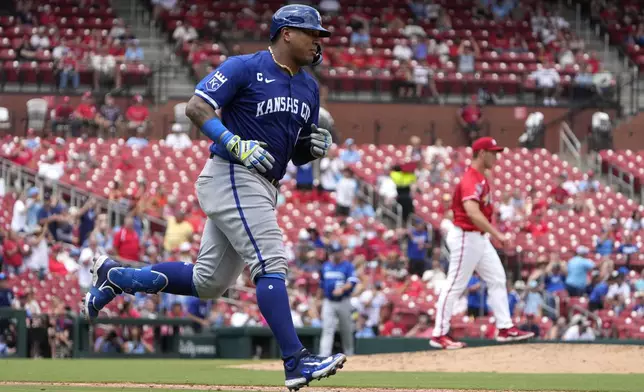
xmin=309 ymin=124 xmax=332 ymax=159
xmin=224 ymin=134 xmax=275 ymax=174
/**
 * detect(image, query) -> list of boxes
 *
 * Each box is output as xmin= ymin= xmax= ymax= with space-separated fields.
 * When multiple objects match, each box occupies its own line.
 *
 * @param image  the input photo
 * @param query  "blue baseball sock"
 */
xmin=109 ymin=262 xmax=197 ymax=297
xmin=255 ymin=274 xmax=303 ymax=358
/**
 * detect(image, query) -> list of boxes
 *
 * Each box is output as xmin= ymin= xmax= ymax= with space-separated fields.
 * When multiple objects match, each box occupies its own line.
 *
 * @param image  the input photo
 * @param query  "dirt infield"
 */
xmin=232 ymin=344 xmax=644 ymax=374
xmin=2 ymin=344 xmax=641 ymax=392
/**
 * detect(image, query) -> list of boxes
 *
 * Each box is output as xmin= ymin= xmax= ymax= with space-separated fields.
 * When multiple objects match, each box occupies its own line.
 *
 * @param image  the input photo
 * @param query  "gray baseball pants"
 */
xmin=319 ymin=298 xmax=354 ymax=356
xmin=191 ymin=156 xmax=288 ymax=299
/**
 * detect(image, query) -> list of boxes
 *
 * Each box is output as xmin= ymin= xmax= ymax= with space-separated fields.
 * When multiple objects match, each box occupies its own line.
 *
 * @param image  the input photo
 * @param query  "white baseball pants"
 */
xmin=432 ymin=226 xmax=513 ymax=337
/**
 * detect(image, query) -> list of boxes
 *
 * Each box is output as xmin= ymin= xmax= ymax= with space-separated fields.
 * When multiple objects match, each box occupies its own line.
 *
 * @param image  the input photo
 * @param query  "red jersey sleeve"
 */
xmin=460 ymin=173 xmax=481 ymax=202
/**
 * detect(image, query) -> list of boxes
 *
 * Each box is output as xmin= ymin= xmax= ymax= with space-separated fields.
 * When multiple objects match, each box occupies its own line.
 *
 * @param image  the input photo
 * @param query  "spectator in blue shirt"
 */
xmin=37 ymin=196 xmax=64 ymax=241
xmin=467 ymin=273 xmax=488 ymax=317
xmin=524 ymin=280 xmax=544 ymax=316
xmin=411 ymin=37 xmax=428 ymax=61
xmin=350 ymin=27 xmax=371 ymax=48
xmin=519 ymin=314 xmax=541 ymax=338
xmin=595 ymin=232 xmax=614 ymax=256
xmin=507 ymin=280 xmax=523 ymax=316
xmin=295 ymin=162 xmax=314 ymax=190
xmin=588 ymin=276 xmax=609 ymax=311
xmin=339 ymin=139 xmax=361 ymax=164
xmin=185 ymin=296 xmax=211 ymax=333
xmin=406 ymin=219 xmax=431 ymax=277
xmin=618 ymin=233 xmax=639 ymax=265
xmin=0 ymin=274 xmax=14 ymax=308
xmin=306 ymin=227 xmax=326 ymax=249
xmin=491 ymin=0 xmax=515 ymax=20
xmin=124 ymin=39 xmax=144 ymax=62
xmin=75 ymin=198 xmax=98 ymax=247
xmin=355 ymin=313 xmax=376 ymax=339
xmin=351 ymin=200 xmax=375 ymax=219
xmin=544 ymin=262 xmax=567 ymax=293
xmin=25 ymin=187 xmax=42 ymax=231
xmin=565 ymin=246 xmax=595 ymax=296
xmin=633 ymin=292 xmax=644 ymax=315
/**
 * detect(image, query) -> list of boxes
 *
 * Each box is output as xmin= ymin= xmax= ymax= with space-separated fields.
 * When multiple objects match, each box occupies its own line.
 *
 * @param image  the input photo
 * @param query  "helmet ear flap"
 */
xmin=312 ymin=44 xmax=323 ymax=66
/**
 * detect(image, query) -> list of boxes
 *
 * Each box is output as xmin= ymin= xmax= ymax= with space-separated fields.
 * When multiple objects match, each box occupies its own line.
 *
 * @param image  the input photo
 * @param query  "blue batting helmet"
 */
xmin=270 ymin=4 xmax=331 ymax=41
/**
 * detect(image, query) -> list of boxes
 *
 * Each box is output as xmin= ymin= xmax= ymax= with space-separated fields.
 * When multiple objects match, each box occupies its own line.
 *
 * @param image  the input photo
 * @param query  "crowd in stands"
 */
xmin=0 ymin=0 xmax=150 ymax=91
xmin=151 ymin=0 xmax=616 ymax=103
xmin=0 ymin=123 xmax=643 ymax=357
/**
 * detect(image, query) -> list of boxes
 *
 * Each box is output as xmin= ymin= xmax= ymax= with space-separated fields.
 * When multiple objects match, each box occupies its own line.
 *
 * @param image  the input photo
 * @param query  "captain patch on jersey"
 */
xmin=194 ymin=51 xmax=321 ymax=181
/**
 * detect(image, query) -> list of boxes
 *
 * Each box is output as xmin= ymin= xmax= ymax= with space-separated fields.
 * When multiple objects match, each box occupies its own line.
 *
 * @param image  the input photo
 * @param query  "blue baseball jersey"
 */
xmin=407 ymin=228 xmax=429 ymax=260
xmin=319 ymin=260 xmax=358 ymax=301
xmin=194 ymin=50 xmax=320 ymax=181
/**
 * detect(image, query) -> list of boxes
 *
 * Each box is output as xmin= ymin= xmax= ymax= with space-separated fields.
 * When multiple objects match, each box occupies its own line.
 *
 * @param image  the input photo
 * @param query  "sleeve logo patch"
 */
xmin=206 ymin=71 xmax=228 ymax=92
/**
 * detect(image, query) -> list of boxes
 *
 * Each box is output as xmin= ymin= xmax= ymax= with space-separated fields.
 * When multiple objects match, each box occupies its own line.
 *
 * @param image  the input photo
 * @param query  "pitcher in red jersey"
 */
xmin=430 ymin=137 xmax=534 ymax=350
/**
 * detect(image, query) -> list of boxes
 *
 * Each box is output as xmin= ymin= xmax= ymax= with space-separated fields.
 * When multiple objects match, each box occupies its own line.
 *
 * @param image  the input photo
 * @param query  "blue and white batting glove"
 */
xmin=223 ymin=132 xmax=275 ymax=174
xmin=309 ymin=124 xmax=332 ymax=159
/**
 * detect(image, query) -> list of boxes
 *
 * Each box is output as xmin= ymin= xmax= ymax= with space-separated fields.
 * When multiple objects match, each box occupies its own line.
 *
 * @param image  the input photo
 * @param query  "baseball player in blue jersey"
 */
xmin=318 ymin=244 xmax=358 ymax=357
xmin=81 ymin=5 xmax=346 ymax=390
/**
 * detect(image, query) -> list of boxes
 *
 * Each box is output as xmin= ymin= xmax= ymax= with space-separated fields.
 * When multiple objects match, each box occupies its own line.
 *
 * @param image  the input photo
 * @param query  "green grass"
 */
xmin=1 ymin=359 xmax=643 ymax=392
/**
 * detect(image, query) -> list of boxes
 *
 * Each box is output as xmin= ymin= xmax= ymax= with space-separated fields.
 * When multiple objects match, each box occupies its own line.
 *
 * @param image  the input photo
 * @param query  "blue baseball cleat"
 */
xmin=82 ymin=255 xmax=123 ymax=321
xmin=283 ymin=348 xmax=347 ymax=391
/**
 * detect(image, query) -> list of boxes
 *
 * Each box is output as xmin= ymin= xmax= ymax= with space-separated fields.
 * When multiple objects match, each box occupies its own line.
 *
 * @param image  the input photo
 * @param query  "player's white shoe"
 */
xmin=430 ymin=335 xmax=466 ymax=350
xmin=496 ymin=326 xmax=535 ymax=342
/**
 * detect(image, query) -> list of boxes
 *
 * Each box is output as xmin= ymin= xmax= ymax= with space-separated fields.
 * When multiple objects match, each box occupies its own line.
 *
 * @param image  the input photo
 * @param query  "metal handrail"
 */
xmin=0 ymin=157 xmax=167 ymax=233
xmin=559 ymin=121 xmax=582 ymax=166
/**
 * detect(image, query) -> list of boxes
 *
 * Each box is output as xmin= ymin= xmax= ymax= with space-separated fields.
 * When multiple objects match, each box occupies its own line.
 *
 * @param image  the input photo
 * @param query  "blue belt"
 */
xmin=210 ymin=152 xmax=280 ymax=188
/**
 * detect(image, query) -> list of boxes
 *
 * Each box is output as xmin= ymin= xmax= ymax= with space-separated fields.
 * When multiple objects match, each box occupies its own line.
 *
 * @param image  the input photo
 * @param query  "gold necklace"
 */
xmin=268 ymin=46 xmax=295 ymax=77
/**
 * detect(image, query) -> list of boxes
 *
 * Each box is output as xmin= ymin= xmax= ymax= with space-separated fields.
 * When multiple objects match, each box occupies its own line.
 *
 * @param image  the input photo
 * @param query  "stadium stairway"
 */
xmin=111 ymin=0 xmax=195 ymax=99
xmin=563 ymin=1 xmax=644 ymax=116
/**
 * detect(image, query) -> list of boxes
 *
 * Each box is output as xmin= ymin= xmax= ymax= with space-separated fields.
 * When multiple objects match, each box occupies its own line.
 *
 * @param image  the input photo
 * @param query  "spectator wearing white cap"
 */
xmin=165 ymin=123 xmax=192 ymax=150
xmin=177 ymin=242 xmax=193 ymax=264
xmin=565 ymin=246 xmax=595 ymax=296
xmin=562 ymin=315 xmax=596 ymax=341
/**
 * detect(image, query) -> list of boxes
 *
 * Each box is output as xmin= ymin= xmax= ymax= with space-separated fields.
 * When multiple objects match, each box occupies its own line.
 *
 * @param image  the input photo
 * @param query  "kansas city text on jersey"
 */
xmin=256 ymin=97 xmax=311 ymax=123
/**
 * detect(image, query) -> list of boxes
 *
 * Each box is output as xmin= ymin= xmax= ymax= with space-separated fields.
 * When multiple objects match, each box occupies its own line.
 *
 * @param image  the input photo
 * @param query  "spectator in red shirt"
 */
xmin=39 ymin=5 xmax=57 ymax=26
xmin=71 ymin=92 xmax=97 ymax=137
xmin=48 ymin=244 xmax=69 ymax=276
xmin=84 ymin=29 xmax=105 ymax=52
xmin=405 ymin=313 xmax=433 ymax=338
xmin=125 ymin=95 xmax=150 ymax=135
xmin=3 ymin=230 xmax=26 ymax=274
xmin=550 ymin=175 xmax=570 ymax=208
xmin=380 ymin=313 xmax=408 ymax=337
xmin=108 ymin=39 xmax=126 ymax=62
xmin=8 ymin=144 xmax=34 ymax=166
xmin=113 ymin=216 xmax=141 ymax=262
xmin=458 ymin=95 xmax=484 ymax=144
xmin=188 ymin=41 xmax=210 ymax=79
xmin=51 ymin=96 xmax=74 ymax=135
xmin=184 ymin=5 xmax=206 ymax=31
xmin=235 ymin=11 xmax=258 ymax=33
xmin=522 ymin=213 xmax=549 ymax=238
xmin=587 ymin=51 xmax=600 ymax=74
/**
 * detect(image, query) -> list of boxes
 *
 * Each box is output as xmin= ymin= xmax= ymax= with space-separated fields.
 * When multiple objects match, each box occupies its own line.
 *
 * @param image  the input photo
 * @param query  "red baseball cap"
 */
xmin=472 ymin=137 xmax=504 ymax=153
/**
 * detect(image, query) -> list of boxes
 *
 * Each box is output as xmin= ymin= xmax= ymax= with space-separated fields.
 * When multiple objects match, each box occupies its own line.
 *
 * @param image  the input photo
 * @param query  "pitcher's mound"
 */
xmin=232 ymin=344 xmax=644 ymax=374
